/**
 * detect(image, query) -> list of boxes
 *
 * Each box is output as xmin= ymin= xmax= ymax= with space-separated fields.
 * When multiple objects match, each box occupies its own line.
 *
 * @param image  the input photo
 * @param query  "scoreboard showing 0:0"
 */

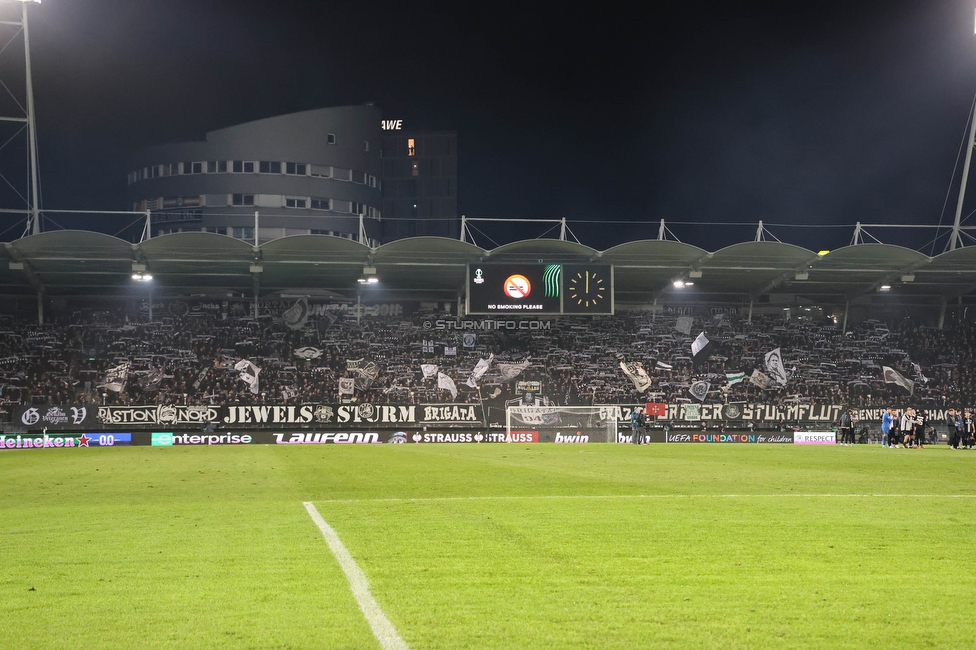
xmin=467 ymin=264 xmax=613 ymax=315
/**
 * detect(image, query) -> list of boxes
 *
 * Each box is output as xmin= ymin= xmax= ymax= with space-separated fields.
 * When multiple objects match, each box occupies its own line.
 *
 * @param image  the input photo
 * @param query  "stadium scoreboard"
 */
xmin=467 ymin=264 xmax=613 ymax=315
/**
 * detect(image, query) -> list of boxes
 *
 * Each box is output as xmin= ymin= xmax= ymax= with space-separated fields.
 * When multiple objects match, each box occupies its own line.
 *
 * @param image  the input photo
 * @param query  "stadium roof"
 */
xmin=2 ymin=231 xmax=976 ymax=303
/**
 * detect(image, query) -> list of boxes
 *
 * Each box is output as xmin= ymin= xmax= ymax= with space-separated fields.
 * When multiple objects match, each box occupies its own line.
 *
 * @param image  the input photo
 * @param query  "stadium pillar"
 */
xmin=841 ymin=300 xmax=849 ymax=334
xmin=252 ymin=275 xmax=260 ymax=319
xmin=36 ymin=290 xmax=42 ymax=325
xmin=747 ymin=299 xmax=753 ymax=324
xmin=939 ymin=298 xmax=947 ymax=330
xmin=148 ymin=286 xmax=154 ymax=322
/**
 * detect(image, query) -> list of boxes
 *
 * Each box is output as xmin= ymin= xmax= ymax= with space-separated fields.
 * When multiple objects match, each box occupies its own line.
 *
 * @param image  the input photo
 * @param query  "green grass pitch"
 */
xmin=2 ymin=443 xmax=975 ymax=648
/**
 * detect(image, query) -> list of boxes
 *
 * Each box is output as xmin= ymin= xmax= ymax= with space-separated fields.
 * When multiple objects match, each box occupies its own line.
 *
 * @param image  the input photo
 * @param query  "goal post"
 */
xmin=505 ymin=405 xmax=619 ymax=443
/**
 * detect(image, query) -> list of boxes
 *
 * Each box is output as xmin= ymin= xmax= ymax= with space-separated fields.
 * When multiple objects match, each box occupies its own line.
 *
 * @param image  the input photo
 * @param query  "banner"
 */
xmin=98 ymin=363 xmax=129 ymax=392
xmin=338 ymin=378 xmax=355 ymax=395
xmin=294 ymin=347 xmax=322 ymax=360
xmin=691 ymin=332 xmax=709 ymax=357
xmin=667 ymin=432 xmax=794 ymax=444
xmin=420 ymin=364 xmax=439 ymax=380
xmin=749 ymin=369 xmax=772 ymax=389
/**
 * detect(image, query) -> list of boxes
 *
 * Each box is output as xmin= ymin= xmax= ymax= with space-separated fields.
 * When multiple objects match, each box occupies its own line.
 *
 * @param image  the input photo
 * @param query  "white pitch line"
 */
xmin=314 ymin=493 xmax=976 ymax=504
xmin=303 ymin=501 xmax=408 ymax=650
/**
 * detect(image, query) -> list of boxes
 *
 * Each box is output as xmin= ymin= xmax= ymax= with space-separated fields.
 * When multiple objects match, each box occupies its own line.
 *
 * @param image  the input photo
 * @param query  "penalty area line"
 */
xmin=313 ymin=493 xmax=976 ymax=504
xmin=303 ymin=501 xmax=408 ymax=650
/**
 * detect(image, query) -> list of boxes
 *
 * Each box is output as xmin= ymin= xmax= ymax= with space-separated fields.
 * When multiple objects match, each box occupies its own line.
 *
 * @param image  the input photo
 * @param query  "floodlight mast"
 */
xmin=0 ymin=0 xmax=42 ymax=236
xmin=22 ymin=0 xmax=39 ymax=236
xmin=953 ymin=9 xmax=976 ymax=252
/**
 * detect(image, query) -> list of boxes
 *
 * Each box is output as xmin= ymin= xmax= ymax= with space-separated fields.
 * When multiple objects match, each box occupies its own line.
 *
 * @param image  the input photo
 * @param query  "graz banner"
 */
xmin=666 ymin=432 xmax=794 ymax=443
xmin=594 ymin=403 xmax=843 ymax=425
xmin=87 ymin=403 xmax=485 ymax=429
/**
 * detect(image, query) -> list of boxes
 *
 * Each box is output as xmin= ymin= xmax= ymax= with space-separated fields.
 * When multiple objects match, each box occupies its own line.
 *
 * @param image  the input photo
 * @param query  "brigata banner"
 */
xmin=666 ymin=432 xmax=794 ymax=443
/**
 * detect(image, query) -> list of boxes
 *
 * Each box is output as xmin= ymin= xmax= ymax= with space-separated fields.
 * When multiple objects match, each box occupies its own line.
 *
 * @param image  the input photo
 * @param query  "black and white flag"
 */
xmin=282 ymin=297 xmax=309 ymax=330
xmin=338 ymin=378 xmax=355 ymax=395
xmin=620 ymin=361 xmax=652 ymax=392
xmin=280 ymin=386 xmax=299 ymax=401
xmin=138 ymin=366 xmax=165 ymax=393
xmin=421 ymin=363 xmax=439 ymax=380
xmin=437 ymin=372 xmax=458 ymax=398
xmin=497 ymin=359 xmax=530 ymax=381
xmin=749 ymin=369 xmax=772 ymax=389
xmin=883 ymin=366 xmax=915 ymax=394
xmin=293 ymin=346 xmax=323 ymax=360
xmin=465 ymin=354 xmax=494 ymax=388
xmin=691 ymin=332 xmax=709 ymax=357
xmin=422 ymin=340 xmax=436 ymax=354
xmin=98 ymin=363 xmax=130 ymax=392
xmin=233 ymin=359 xmax=261 ymax=395
xmin=764 ymin=348 xmax=789 ymax=386
xmin=655 ymin=360 xmax=673 ymax=370
xmin=689 ymin=380 xmax=710 ymax=402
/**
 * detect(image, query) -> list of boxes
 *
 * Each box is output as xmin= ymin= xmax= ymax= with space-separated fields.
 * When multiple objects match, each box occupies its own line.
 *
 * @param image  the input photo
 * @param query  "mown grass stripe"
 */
xmin=314 ymin=493 xmax=976 ymax=504
xmin=303 ymin=501 xmax=409 ymax=650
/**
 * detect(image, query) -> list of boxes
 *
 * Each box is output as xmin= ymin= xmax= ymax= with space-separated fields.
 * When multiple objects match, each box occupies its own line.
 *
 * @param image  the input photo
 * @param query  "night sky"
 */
xmin=4 ymin=0 xmax=976 ymax=251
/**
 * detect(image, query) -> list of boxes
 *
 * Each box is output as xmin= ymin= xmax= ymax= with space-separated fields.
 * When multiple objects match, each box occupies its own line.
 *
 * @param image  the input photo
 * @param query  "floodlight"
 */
xmin=672 ymin=280 xmax=685 ymax=288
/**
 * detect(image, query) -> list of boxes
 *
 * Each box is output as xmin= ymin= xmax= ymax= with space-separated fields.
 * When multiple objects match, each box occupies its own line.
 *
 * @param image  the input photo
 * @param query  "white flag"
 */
xmin=749 ymin=369 xmax=772 ymax=389
xmin=437 ymin=372 xmax=458 ymax=399
xmin=97 ymin=363 xmax=130 ymax=392
xmin=883 ymin=366 xmax=915 ymax=394
xmin=338 ymin=377 xmax=355 ymax=395
xmin=280 ymin=386 xmax=298 ymax=401
xmin=689 ymin=380 xmax=710 ymax=402
xmin=293 ymin=346 xmax=322 ymax=360
xmin=655 ymin=360 xmax=673 ymax=370
xmin=764 ymin=348 xmax=789 ymax=386
xmin=234 ymin=359 xmax=261 ymax=395
xmin=691 ymin=332 xmax=709 ymax=357
xmin=497 ymin=359 xmax=530 ymax=381
xmin=282 ymin=297 xmax=309 ymax=330
xmin=421 ymin=364 xmax=439 ymax=379
xmin=465 ymin=353 xmax=494 ymax=388
xmin=675 ymin=316 xmax=693 ymax=336
xmin=620 ymin=361 xmax=652 ymax=392
xmin=444 ymin=346 xmax=457 ymax=356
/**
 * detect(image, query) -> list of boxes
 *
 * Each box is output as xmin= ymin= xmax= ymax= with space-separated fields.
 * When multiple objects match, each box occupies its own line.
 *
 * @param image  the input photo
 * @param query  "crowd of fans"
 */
xmin=0 ymin=302 xmax=971 ymax=419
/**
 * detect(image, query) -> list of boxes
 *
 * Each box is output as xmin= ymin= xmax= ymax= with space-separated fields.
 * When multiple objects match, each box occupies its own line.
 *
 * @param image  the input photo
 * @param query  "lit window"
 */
xmin=407 ymin=138 xmax=415 ymax=156
xmin=231 ymin=194 xmax=254 ymax=206
xmin=327 ymin=133 xmax=336 ymax=145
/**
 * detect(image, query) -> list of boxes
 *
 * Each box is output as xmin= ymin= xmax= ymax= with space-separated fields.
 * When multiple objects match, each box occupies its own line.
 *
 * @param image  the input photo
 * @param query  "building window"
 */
xmin=285 ymin=162 xmax=306 ymax=175
xmin=285 ymin=197 xmax=307 ymax=208
xmin=201 ymin=226 xmax=221 ymax=234
xmin=411 ymin=160 xmax=419 ymax=177
xmin=310 ymin=198 xmax=330 ymax=210
xmin=327 ymin=133 xmax=336 ymax=145
xmin=231 ymin=227 xmax=254 ymax=240
xmin=368 ymin=175 xmax=377 ymax=188
xmin=407 ymin=138 xmax=415 ymax=156
xmin=191 ymin=162 xmax=202 ymax=174
xmin=180 ymin=162 xmax=190 ymax=174
xmin=231 ymin=194 xmax=255 ymax=206
xmin=232 ymin=160 xmax=243 ymax=173
xmin=259 ymin=161 xmax=281 ymax=174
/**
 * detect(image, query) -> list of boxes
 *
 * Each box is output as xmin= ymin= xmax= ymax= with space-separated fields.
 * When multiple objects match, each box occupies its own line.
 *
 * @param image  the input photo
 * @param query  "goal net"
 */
xmin=505 ymin=405 xmax=618 ymax=443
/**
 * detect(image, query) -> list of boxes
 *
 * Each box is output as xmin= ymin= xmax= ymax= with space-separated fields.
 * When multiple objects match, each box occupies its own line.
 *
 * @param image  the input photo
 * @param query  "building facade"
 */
xmin=380 ymin=127 xmax=458 ymax=240
xmin=126 ymin=105 xmax=457 ymax=245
